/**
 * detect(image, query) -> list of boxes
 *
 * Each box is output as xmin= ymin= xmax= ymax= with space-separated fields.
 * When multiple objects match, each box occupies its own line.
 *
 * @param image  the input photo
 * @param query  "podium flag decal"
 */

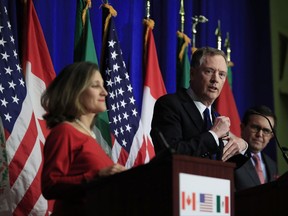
xmin=181 ymin=192 xmax=196 ymax=211
xmin=216 ymin=195 xmax=229 ymax=214
xmin=179 ymin=173 xmax=230 ymax=216
xmin=200 ymin=193 xmax=213 ymax=212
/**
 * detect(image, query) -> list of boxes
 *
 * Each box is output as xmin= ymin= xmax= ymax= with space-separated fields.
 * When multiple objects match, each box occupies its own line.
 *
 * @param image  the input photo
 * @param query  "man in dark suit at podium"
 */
xmin=234 ymin=105 xmax=278 ymax=191
xmin=150 ymin=47 xmax=248 ymax=162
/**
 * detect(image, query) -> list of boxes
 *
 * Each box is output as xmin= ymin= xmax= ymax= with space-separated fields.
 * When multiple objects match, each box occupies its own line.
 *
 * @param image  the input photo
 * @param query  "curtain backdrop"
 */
xmin=10 ymin=0 xmax=275 ymax=158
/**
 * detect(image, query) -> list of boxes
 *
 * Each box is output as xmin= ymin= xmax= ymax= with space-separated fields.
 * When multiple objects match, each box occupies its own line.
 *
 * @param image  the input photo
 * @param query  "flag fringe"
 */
xmin=143 ymin=19 xmax=155 ymax=67
xmin=102 ymin=3 xmax=117 ymax=33
xmin=177 ymin=31 xmax=191 ymax=63
xmin=81 ymin=0 xmax=91 ymax=27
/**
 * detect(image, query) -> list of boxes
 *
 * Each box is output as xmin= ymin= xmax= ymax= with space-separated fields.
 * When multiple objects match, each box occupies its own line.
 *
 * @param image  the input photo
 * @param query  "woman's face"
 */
xmin=80 ymin=71 xmax=108 ymax=114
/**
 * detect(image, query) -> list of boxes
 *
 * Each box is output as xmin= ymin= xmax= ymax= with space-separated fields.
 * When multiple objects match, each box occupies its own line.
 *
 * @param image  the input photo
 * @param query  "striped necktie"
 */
xmin=252 ymin=154 xmax=265 ymax=184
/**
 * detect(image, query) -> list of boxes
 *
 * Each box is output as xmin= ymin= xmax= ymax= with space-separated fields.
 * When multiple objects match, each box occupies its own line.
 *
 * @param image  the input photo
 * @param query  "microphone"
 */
xmin=250 ymin=110 xmax=288 ymax=165
xmin=149 ymin=129 xmax=175 ymax=164
xmin=157 ymin=130 xmax=175 ymax=154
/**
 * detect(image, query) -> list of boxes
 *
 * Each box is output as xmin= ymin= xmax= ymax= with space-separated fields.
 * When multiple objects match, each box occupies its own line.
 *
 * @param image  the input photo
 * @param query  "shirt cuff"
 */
xmin=209 ymin=130 xmax=219 ymax=146
xmin=240 ymin=140 xmax=248 ymax=155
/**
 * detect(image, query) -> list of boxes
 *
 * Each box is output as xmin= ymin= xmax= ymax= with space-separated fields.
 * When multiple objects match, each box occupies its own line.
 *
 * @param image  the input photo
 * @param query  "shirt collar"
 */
xmin=251 ymin=152 xmax=263 ymax=161
xmin=187 ymin=87 xmax=211 ymax=119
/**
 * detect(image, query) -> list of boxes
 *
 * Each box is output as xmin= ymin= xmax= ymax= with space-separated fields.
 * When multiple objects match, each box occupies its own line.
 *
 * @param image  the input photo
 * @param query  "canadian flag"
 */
xmin=19 ymin=0 xmax=55 ymax=214
xmin=22 ymin=0 xmax=56 ymax=139
xmin=141 ymin=19 xmax=167 ymax=162
xmin=181 ymin=191 xmax=196 ymax=211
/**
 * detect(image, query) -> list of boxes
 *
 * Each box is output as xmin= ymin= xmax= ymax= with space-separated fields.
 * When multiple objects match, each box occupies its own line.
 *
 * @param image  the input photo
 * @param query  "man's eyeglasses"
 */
xmin=249 ymin=124 xmax=273 ymax=136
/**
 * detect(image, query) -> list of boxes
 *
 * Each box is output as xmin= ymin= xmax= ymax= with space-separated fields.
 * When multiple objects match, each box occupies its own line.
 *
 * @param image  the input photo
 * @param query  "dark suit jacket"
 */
xmin=151 ymin=88 xmax=222 ymax=159
xmin=234 ymin=151 xmax=278 ymax=191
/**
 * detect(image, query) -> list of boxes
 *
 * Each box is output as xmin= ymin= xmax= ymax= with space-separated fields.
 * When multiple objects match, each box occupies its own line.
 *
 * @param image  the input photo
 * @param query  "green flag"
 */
xmin=227 ymin=63 xmax=233 ymax=88
xmin=74 ymin=0 xmax=98 ymax=63
xmin=176 ymin=31 xmax=191 ymax=89
xmin=74 ymin=0 xmax=112 ymax=155
xmin=0 ymin=118 xmax=10 ymax=213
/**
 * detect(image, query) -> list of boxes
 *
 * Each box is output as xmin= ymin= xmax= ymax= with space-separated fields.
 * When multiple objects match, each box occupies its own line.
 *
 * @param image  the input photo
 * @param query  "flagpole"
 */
xmin=224 ymin=32 xmax=234 ymax=67
xmin=224 ymin=32 xmax=234 ymax=88
xmin=143 ymin=0 xmax=153 ymax=69
xmin=191 ymin=16 xmax=197 ymax=49
xmin=215 ymin=20 xmax=222 ymax=50
xmin=191 ymin=15 xmax=208 ymax=52
xmin=179 ymin=0 xmax=185 ymax=33
xmin=146 ymin=0 xmax=151 ymax=19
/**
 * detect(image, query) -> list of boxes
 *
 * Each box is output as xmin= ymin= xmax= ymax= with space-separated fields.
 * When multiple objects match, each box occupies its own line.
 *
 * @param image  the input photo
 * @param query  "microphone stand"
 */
xmin=252 ymin=111 xmax=288 ymax=165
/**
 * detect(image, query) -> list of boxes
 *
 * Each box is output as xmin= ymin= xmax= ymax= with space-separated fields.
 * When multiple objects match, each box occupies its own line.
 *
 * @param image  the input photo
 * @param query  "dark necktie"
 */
xmin=203 ymin=108 xmax=220 ymax=160
xmin=203 ymin=108 xmax=212 ymax=130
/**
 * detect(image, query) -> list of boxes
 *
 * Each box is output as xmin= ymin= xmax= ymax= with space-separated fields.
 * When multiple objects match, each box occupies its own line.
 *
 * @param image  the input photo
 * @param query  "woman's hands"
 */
xmin=98 ymin=163 xmax=127 ymax=177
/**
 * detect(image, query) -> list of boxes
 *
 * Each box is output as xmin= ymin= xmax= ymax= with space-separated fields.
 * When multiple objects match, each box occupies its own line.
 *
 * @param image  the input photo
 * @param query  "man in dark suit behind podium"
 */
xmin=234 ymin=105 xmax=278 ymax=191
xmin=150 ymin=47 xmax=248 ymax=162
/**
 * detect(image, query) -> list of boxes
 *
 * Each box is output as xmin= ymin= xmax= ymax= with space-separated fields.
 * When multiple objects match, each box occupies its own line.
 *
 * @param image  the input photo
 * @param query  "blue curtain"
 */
xmin=10 ymin=0 xmax=275 ymax=158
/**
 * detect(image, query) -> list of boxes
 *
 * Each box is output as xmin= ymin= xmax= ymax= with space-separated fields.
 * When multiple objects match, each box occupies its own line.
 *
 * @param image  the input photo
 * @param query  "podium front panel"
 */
xmin=84 ymin=153 xmax=235 ymax=216
xmin=172 ymin=155 xmax=235 ymax=216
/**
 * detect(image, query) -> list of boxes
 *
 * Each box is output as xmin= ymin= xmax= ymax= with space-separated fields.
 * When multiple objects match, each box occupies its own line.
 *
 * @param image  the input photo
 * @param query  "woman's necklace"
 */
xmin=75 ymin=119 xmax=96 ymax=139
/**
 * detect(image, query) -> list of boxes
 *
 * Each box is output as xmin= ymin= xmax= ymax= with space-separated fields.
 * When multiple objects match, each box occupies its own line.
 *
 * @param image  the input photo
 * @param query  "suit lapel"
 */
xmin=177 ymin=89 xmax=203 ymax=132
xmin=245 ymin=159 xmax=262 ymax=184
xmin=261 ymin=153 xmax=273 ymax=181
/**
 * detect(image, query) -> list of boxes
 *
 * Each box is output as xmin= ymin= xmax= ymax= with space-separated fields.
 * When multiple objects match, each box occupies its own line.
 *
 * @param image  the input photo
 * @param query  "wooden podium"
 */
xmin=235 ymin=171 xmax=288 ymax=216
xmin=84 ymin=151 xmax=235 ymax=216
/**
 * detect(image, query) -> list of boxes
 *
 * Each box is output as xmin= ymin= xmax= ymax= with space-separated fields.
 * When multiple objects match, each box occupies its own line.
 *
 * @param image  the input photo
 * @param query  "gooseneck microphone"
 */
xmin=157 ymin=130 xmax=176 ymax=154
xmin=251 ymin=110 xmax=288 ymax=165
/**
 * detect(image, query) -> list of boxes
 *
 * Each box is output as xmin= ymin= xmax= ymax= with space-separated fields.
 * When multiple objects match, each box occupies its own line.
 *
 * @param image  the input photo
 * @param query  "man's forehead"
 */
xmin=249 ymin=115 xmax=274 ymax=125
xmin=199 ymin=57 xmax=228 ymax=71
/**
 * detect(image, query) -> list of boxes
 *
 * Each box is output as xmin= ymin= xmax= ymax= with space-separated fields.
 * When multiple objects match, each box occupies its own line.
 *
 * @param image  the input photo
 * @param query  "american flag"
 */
xmin=199 ymin=193 xmax=213 ymax=212
xmin=0 ymin=1 xmax=27 ymax=136
xmin=0 ymin=2 xmax=23 ymax=215
xmin=0 ymin=0 xmax=55 ymax=214
xmin=102 ymin=16 xmax=147 ymax=168
xmin=0 ymin=1 xmax=31 ymax=214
